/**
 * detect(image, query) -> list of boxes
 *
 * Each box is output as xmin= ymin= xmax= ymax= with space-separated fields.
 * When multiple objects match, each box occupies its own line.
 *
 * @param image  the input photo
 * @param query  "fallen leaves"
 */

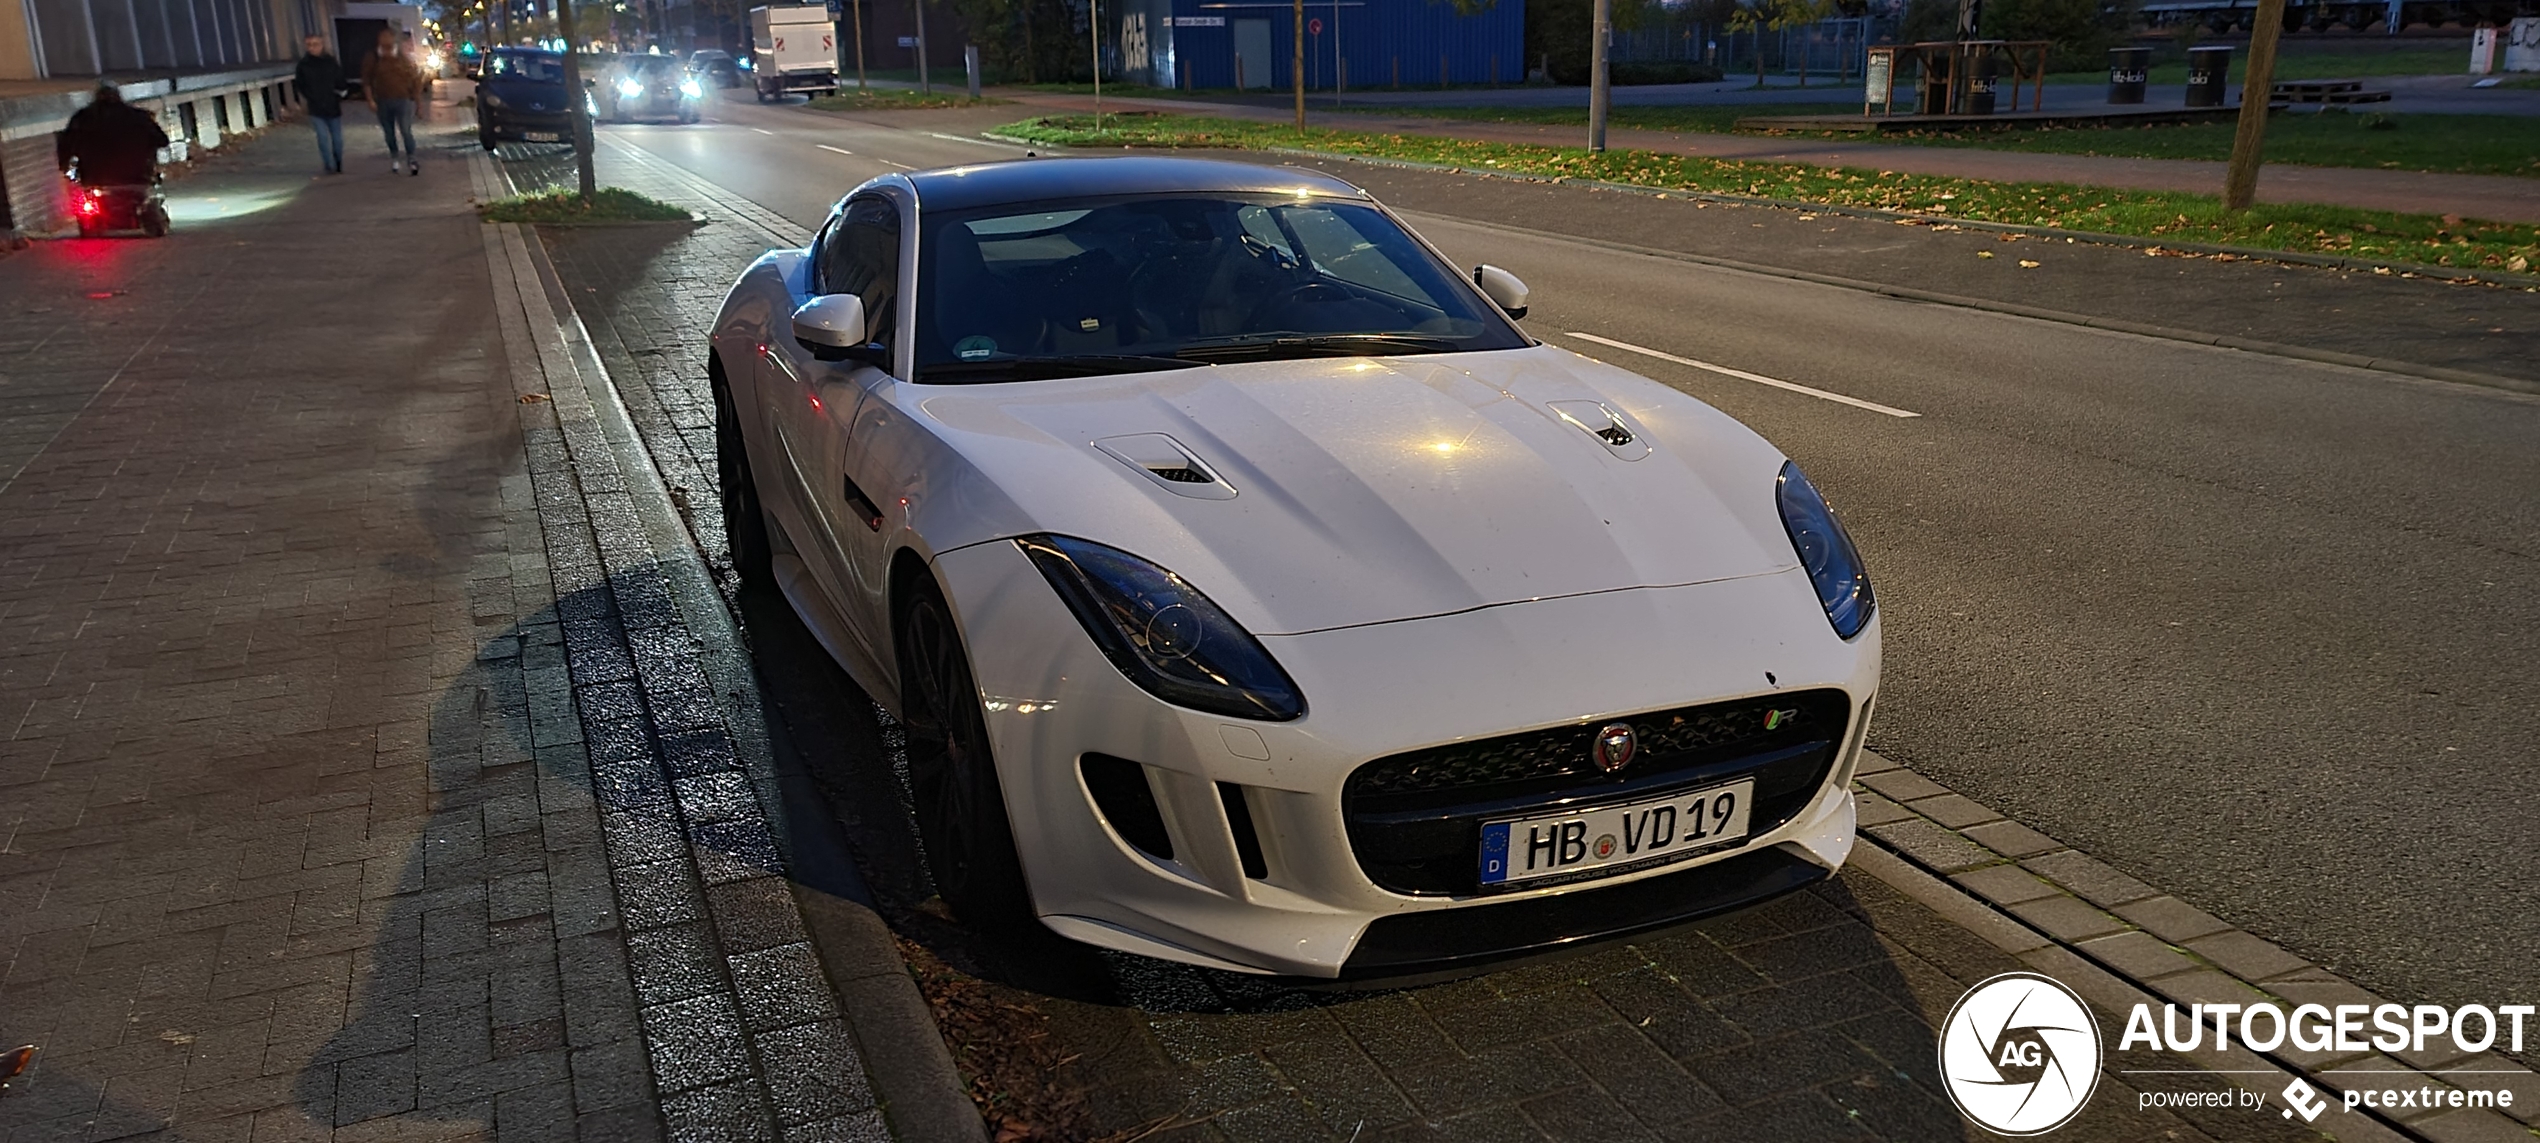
xmin=518 ymin=393 xmax=551 ymax=404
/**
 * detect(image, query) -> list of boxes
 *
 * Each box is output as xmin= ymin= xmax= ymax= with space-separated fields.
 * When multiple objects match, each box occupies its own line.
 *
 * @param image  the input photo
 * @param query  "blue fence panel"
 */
xmin=1160 ymin=0 xmax=1524 ymax=90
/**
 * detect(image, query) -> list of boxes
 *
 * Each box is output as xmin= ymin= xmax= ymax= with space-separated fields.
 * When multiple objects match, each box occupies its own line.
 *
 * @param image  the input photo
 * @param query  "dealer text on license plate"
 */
xmin=1478 ymin=779 xmax=1754 ymax=887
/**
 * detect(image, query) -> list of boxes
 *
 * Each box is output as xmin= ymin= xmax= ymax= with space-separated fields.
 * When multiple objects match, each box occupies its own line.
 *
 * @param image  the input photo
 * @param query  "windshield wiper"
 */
xmin=918 ymin=354 xmax=1204 ymax=384
xmin=1172 ymin=333 xmax=1466 ymax=363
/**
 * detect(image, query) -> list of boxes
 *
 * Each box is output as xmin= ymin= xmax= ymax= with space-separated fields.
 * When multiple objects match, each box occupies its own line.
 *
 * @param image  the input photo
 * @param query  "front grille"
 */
xmin=1343 ymin=690 xmax=1851 ymax=896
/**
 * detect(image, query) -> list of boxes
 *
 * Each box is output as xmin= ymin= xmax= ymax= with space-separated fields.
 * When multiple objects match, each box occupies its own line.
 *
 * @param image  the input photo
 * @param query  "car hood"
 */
xmin=909 ymin=343 xmax=1800 ymax=636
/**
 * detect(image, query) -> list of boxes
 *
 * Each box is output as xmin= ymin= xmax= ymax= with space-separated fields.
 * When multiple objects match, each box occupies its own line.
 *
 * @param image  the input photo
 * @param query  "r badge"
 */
xmin=1592 ymin=722 xmax=1636 ymax=772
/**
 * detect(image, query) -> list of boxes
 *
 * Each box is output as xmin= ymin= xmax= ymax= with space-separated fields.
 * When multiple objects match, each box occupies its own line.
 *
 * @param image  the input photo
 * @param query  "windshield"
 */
xmin=914 ymin=194 xmax=1526 ymax=383
xmin=486 ymin=53 xmax=562 ymax=81
xmin=632 ymin=56 xmax=678 ymax=76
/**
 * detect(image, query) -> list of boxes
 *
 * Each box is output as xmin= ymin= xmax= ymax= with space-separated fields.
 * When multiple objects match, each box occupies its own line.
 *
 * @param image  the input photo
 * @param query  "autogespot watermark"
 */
xmin=1939 ymin=974 xmax=2531 ymax=1135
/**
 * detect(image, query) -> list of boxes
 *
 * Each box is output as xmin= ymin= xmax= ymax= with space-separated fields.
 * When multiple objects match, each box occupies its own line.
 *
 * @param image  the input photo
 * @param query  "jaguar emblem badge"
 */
xmin=1592 ymin=722 xmax=1636 ymax=773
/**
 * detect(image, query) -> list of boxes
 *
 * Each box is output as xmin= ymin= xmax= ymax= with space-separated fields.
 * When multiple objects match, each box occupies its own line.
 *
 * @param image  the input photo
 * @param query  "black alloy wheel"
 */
xmin=898 ymin=582 xmax=1032 ymax=930
xmin=711 ymin=369 xmax=773 ymax=589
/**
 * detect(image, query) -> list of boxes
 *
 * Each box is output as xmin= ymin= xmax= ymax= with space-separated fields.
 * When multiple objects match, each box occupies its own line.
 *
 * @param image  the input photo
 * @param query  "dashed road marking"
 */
xmin=1563 ymin=331 xmax=1921 ymax=418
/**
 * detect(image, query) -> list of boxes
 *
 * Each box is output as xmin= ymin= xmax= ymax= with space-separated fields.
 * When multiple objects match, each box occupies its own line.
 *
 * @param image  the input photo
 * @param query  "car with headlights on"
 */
xmin=709 ymin=157 xmax=1881 ymax=981
xmin=595 ymin=53 xmax=704 ymax=123
xmin=688 ymin=49 xmax=743 ymax=88
xmin=475 ymin=48 xmax=572 ymax=150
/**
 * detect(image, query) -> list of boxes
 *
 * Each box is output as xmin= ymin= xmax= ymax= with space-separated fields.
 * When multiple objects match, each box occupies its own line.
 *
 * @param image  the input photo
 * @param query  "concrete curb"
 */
xmin=1398 ymin=211 xmax=2540 ymax=399
xmin=1844 ymin=750 xmax=2540 ymax=1143
xmin=985 ymin=120 xmax=2540 ymax=291
xmin=479 ymin=149 xmax=985 ymax=1142
xmin=979 ymin=131 xmax=2540 ymax=398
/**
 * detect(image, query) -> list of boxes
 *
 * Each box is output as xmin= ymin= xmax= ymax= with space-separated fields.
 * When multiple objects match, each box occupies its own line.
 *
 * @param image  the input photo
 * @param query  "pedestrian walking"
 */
xmin=362 ymin=31 xmax=424 ymax=175
xmin=293 ymin=35 xmax=346 ymax=175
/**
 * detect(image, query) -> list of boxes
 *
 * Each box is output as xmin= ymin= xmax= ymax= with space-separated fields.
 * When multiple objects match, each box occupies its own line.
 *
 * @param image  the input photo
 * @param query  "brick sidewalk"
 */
xmin=0 ymin=99 xmax=885 ymax=1142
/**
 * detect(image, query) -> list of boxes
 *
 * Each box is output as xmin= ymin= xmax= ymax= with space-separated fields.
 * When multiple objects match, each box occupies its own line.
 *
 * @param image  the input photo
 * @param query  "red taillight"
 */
xmin=76 ymin=196 xmax=99 ymax=215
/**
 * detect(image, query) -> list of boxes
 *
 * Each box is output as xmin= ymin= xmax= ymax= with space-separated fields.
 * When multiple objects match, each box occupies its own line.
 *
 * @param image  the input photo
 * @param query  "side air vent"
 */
xmin=1094 ymin=433 xmax=1238 ymax=500
xmin=1081 ymin=754 xmax=1174 ymax=861
xmin=1218 ymin=783 xmax=1269 ymax=880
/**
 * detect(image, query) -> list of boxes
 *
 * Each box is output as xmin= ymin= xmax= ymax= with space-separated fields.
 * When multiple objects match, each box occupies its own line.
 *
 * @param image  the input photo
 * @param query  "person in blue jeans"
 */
xmin=292 ymin=35 xmax=346 ymax=174
xmin=362 ymin=31 xmax=424 ymax=175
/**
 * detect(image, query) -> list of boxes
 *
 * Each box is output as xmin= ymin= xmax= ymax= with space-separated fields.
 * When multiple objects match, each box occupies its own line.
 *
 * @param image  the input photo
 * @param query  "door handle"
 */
xmin=840 ymin=474 xmax=884 ymax=532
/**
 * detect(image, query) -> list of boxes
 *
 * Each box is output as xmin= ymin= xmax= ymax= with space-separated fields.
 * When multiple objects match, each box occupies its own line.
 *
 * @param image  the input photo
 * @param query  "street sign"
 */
xmin=897 ymin=34 xmax=916 ymax=46
xmin=824 ymin=0 xmax=840 ymax=15
xmin=1307 ymin=16 xmax=1321 ymax=33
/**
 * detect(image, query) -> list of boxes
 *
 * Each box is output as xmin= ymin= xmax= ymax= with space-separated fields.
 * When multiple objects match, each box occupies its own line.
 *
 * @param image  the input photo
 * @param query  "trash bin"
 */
xmin=1968 ymin=49 xmax=2000 ymax=115
xmin=2185 ymin=45 xmax=2231 ymax=107
xmin=2108 ymin=46 xmax=2151 ymax=104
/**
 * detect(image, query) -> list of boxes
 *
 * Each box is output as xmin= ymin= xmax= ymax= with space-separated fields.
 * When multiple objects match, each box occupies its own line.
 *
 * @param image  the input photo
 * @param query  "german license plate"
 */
xmin=524 ymin=131 xmax=561 ymax=142
xmin=1479 ymin=779 xmax=1754 ymax=887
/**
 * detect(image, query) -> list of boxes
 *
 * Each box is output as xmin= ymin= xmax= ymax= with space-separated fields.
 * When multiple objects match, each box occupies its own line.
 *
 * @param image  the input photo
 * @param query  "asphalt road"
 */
xmin=576 ymin=90 xmax=2540 ymax=1014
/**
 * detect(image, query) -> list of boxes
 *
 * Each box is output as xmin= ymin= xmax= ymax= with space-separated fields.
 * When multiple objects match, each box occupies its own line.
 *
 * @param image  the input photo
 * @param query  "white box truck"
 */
xmin=750 ymin=5 xmax=839 ymax=101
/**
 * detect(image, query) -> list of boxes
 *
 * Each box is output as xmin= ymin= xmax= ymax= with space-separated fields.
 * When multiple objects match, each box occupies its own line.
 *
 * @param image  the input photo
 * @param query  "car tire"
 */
xmin=898 ymin=579 xmax=1033 ymax=932
xmin=141 ymin=205 xmax=168 ymax=237
xmin=712 ymin=367 xmax=773 ymax=591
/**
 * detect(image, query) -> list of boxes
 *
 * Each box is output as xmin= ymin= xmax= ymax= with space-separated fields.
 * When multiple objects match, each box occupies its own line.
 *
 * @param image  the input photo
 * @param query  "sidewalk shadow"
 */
xmin=295 ymin=566 xmax=821 ymax=1136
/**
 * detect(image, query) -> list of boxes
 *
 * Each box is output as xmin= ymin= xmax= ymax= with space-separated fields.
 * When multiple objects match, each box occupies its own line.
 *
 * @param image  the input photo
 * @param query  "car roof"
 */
xmin=903 ymin=156 xmax=1369 ymax=213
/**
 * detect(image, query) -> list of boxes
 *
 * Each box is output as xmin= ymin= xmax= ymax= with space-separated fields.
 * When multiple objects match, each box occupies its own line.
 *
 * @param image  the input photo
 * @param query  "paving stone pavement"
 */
xmin=0 ymin=100 xmax=883 ymax=1142
xmin=491 ymin=124 xmax=2379 ymax=1143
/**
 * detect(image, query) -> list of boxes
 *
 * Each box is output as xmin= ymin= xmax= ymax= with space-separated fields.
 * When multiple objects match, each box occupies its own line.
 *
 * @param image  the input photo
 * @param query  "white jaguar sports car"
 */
xmin=709 ymin=157 xmax=1880 ymax=980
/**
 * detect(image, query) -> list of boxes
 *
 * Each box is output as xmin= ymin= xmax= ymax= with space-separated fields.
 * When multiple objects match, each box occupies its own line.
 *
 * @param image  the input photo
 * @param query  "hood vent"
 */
xmin=1095 ymin=433 xmax=1238 ymax=500
xmin=1545 ymin=400 xmax=1652 ymax=462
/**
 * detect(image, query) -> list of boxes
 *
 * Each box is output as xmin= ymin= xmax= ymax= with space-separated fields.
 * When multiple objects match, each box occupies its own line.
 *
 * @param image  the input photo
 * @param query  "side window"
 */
xmin=816 ymin=197 xmax=901 ymax=349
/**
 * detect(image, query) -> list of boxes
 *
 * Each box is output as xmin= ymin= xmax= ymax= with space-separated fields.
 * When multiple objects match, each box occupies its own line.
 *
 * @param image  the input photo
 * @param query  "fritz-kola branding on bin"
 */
xmin=1938 ymin=974 xmax=2529 ymax=1134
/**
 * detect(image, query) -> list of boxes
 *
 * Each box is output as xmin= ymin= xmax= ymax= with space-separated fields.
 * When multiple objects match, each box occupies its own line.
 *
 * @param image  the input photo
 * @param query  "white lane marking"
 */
xmin=752 ymin=127 xmax=775 ymax=135
xmin=1563 ymin=331 xmax=1921 ymax=419
xmin=876 ymin=157 xmax=914 ymax=170
xmin=927 ymin=131 xmax=1018 ymax=149
xmin=816 ymin=143 xmax=854 ymax=155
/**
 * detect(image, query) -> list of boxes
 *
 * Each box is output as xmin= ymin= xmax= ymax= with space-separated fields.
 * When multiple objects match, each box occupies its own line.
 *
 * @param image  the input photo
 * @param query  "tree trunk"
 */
xmin=1588 ymin=0 xmax=1609 ymax=150
xmin=556 ymin=0 xmax=596 ymax=199
xmin=2222 ymin=0 xmax=2287 ymax=211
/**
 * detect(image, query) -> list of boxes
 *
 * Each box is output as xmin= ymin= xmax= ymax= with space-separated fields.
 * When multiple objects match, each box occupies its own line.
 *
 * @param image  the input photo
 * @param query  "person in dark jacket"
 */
xmin=362 ymin=31 xmax=425 ymax=175
xmin=54 ymin=85 xmax=168 ymax=188
xmin=293 ymin=35 xmax=347 ymax=174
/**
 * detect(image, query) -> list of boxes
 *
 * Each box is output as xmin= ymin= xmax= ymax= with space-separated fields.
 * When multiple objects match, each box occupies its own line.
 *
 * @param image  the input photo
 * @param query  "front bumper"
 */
xmin=935 ymin=539 xmax=1881 ymax=979
xmin=484 ymin=108 xmax=573 ymax=140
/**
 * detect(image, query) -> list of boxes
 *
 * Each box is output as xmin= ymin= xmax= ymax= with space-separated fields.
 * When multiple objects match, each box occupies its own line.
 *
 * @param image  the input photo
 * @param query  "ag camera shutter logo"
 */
xmin=1939 ymin=972 xmax=2103 ymax=1135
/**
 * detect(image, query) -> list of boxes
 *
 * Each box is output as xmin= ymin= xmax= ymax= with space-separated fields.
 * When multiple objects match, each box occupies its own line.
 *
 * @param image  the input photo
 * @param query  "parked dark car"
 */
xmin=476 ymin=48 xmax=573 ymax=150
xmin=686 ymin=49 xmax=741 ymax=88
xmin=595 ymin=54 xmax=703 ymax=123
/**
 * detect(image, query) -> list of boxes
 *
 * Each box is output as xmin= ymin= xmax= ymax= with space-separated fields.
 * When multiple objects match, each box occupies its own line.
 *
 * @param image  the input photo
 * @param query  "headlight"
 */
xmin=1776 ymin=461 xmax=1875 ymax=639
xmin=679 ymin=77 xmax=702 ymax=97
xmin=1019 ymin=535 xmax=1305 ymax=721
xmin=616 ymin=78 xmax=643 ymax=97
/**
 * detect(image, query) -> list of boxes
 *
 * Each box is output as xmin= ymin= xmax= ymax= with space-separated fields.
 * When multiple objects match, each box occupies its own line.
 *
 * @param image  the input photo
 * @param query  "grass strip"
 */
xmin=995 ymin=112 xmax=2539 ymax=275
xmin=1391 ymin=103 xmax=2540 ymax=178
xmin=478 ymin=187 xmax=694 ymax=224
xmin=809 ymin=87 xmax=1005 ymax=111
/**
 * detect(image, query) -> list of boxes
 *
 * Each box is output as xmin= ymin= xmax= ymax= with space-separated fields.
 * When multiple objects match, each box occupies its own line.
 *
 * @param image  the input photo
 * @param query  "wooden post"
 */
xmin=2223 ymin=0 xmax=2287 ymax=211
xmin=851 ymin=0 xmax=865 ymax=89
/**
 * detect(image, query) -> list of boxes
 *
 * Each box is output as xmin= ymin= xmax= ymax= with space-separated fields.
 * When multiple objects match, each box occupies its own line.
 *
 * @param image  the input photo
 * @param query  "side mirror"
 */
xmin=1473 ymin=264 xmax=1529 ymax=320
xmin=792 ymin=295 xmax=887 ymax=366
